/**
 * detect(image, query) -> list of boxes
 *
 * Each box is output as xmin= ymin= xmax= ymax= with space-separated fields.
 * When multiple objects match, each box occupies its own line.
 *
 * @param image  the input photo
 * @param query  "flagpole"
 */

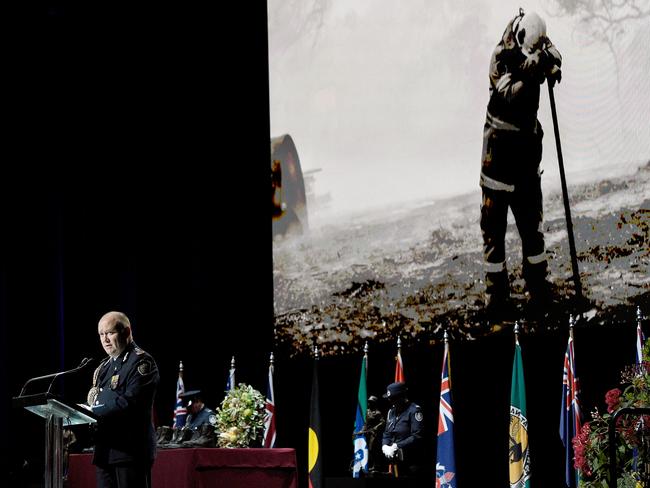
xmin=442 ymin=329 xmax=451 ymax=391
xmin=633 ymin=306 xmax=646 ymax=476
xmin=638 ymin=305 xmax=644 ymax=344
xmin=309 ymin=344 xmax=323 ymax=488
xmin=395 ymin=337 xmax=404 ymax=383
xmin=510 ymin=320 xmax=531 ymax=488
xmin=436 ymin=328 xmax=456 ymax=486
xmin=352 ymin=342 xmax=369 ymax=478
xmin=229 ymin=355 xmax=236 ymax=391
xmin=231 ymin=355 xmax=236 ymax=383
xmin=263 ymin=352 xmax=276 ymax=448
xmin=443 ymin=329 xmax=450 ymax=387
xmin=560 ymin=313 xmax=583 ymax=488
xmin=639 ymin=306 xmax=643 ymax=326
xmin=514 ymin=321 xmax=519 ymax=343
xmin=568 ymin=314 xmax=576 ymax=488
xmin=173 ymin=360 xmax=187 ymax=429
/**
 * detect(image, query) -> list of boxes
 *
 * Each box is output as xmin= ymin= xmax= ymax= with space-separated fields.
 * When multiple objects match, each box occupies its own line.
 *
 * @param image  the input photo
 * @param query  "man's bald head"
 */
xmin=98 ymin=311 xmax=133 ymax=357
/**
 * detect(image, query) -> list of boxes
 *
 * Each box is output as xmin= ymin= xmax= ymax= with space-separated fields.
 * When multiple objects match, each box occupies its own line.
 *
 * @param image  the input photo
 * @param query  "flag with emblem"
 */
xmin=226 ymin=355 xmax=236 ymax=392
xmin=308 ymin=348 xmax=323 ymax=488
xmin=509 ymin=330 xmax=530 ymax=488
xmin=173 ymin=361 xmax=186 ymax=428
xmin=560 ymin=330 xmax=582 ymax=488
xmin=263 ymin=353 xmax=277 ymax=448
xmin=395 ymin=338 xmax=405 ymax=382
xmin=352 ymin=346 xmax=368 ymax=477
xmin=436 ymin=334 xmax=456 ymax=488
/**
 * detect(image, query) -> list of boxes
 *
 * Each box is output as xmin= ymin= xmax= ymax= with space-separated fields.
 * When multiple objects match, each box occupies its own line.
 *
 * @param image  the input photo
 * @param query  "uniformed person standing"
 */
xmin=480 ymin=9 xmax=562 ymax=317
xmin=381 ymin=382 xmax=424 ymax=479
xmin=88 ymin=311 xmax=159 ymax=488
xmin=364 ymin=395 xmax=387 ymax=475
xmin=180 ymin=390 xmax=216 ymax=430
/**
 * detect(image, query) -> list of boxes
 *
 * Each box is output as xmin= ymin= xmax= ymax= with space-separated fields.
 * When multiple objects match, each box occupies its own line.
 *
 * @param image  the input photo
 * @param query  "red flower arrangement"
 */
xmin=572 ymin=347 xmax=650 ymax=487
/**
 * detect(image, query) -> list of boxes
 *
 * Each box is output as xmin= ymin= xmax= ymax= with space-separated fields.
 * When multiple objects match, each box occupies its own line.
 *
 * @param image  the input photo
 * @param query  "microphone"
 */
xmin=18 ymin=357 xmax=95 ymax=397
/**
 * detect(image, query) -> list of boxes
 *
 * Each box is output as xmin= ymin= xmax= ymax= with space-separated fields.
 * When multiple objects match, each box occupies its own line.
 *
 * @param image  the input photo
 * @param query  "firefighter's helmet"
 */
xmin=513 ymin=11 xmax=547 ymax=56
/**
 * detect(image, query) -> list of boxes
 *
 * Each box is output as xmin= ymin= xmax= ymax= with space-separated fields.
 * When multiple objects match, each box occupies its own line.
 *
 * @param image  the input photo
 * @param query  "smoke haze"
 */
xmin=268 ymin=0 xmax=650 ymax=219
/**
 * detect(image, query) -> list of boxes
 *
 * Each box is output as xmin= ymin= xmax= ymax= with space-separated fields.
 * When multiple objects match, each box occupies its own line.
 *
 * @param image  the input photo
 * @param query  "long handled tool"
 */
xmin=547 ymin=78 xmax=583 ymax=302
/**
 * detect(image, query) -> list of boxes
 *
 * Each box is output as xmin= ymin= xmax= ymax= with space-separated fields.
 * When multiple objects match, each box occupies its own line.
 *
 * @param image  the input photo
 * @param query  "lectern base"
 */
xmin=45 ymin=414 xmax=63 ymax=488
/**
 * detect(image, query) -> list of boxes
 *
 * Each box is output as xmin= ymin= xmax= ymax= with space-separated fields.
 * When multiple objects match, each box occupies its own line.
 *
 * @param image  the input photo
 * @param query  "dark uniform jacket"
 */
xmin=186 ymin=406 xmax=216 ymax=431
xmin=90 ymin=342 xmax=159 ymax=466
xmin=382 ymin=402 xmax=424 ymax=470
xmin=481 ymin=15 xmax=561 ymax=188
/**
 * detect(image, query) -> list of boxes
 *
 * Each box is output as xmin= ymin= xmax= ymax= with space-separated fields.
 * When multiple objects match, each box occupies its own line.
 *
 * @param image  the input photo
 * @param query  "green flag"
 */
xmin=509 ymin=338 xmax=530 ymax=488
xmin=352 ymin=351 xmax=368 ymax=477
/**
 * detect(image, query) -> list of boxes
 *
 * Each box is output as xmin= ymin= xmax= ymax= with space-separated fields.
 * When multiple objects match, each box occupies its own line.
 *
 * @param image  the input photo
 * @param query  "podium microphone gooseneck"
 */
xmin=18 ymin=357 xmax=95 ymax=397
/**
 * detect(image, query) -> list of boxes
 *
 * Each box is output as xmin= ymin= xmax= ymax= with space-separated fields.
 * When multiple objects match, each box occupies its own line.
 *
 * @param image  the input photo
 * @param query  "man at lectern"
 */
xmin=87 ymin=311 xmax=160 ymax=488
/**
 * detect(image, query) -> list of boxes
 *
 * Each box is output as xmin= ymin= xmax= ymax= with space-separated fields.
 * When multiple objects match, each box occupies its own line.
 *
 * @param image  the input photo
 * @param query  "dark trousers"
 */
xmin=96 ymin=462 xmax=152 ymax=488
xmin=480 ymin=178 xmax=547 ymax=295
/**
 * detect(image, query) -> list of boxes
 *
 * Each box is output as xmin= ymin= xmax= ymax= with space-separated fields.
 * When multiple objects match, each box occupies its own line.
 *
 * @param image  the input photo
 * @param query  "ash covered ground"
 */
xmin=273 ymin=161 xmax=650 ymax=357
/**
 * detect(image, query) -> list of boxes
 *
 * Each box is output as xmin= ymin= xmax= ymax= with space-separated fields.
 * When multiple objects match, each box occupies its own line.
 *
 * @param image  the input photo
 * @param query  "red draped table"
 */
xmin=68 ymin=448 xmax=298 ymax=488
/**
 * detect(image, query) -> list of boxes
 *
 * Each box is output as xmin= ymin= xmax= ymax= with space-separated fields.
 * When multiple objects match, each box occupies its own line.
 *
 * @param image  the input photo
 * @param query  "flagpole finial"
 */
xmin=269 ymin=352 xmax=274 ymax=366
xmin=514 ymin=321 xmax=520 ymax=340
xmin=638 ymin=306 xmax=643 ymax=323
xmin=568 ymin=314 xmax=575 ymax=339
xmin=230 ymin=356 xmax=236 ymax=369
xmin=443 ymin=329 xmax=449 ymax=344
xmin=364 ymin=341 xmax=369 ymax=355
xmin=179 ymin=360 xmax=183 ymax=372
xmin=314 ymin=344 xmax=320 ymax=359
xmin=397 ymin=337 xmax=402 ymax=350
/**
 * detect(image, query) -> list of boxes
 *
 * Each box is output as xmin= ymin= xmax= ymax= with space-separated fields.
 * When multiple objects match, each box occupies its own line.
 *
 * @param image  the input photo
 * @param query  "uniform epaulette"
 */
xmin=134 ymin=346 xmax=145 ymax=355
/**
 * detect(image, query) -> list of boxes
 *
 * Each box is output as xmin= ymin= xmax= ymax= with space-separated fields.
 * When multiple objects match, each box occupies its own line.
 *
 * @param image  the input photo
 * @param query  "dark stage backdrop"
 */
xmin=2 ymin=4 xmax=648 ymax=488
xmin=2 ymin=4 xmax=272 ymax=486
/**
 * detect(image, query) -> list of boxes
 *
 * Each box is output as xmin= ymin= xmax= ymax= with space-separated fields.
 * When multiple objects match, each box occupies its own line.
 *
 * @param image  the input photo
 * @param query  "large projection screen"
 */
xmin=269 ymin=0 xmax=650 ymax=357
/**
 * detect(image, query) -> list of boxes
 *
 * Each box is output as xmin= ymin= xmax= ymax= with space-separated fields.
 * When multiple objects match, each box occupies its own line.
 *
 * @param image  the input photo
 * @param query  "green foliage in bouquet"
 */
xmin=215 ymin=384 xmax=266 ymax=448
xmin=574 ymin=340 xmax=650 ymax=488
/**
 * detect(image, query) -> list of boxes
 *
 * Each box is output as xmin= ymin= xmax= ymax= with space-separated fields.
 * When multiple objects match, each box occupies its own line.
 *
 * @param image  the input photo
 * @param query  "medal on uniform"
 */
xmin=87 ymin=386 xmax=99 ymax=406
xmin=87 ymin=359 xmax=106 ymax=406
xmin=110 ymin=374 xmax=119 ymax=390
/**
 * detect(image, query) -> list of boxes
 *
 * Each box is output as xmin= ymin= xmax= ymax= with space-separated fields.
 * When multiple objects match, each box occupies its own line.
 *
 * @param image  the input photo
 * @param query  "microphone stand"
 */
xmin=19 ymin=357 xmax=94 ymax=397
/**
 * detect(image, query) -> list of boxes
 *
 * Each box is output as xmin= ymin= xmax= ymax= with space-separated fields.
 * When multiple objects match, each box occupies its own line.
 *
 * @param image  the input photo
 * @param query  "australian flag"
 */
xmin=436 ymin=340 xmax=456 ymax=488
xmin=173 ymin=369 xmax=186 ymax=428
xmin=263 ymin=353 xmax=276 ymax=448
xmin=560 ymin=333 xmax=582 ymax=488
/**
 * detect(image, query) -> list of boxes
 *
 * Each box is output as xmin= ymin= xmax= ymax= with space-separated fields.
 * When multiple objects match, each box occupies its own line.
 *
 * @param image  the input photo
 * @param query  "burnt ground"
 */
xmin=272 ymin=161 xmax=650 ymax=357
